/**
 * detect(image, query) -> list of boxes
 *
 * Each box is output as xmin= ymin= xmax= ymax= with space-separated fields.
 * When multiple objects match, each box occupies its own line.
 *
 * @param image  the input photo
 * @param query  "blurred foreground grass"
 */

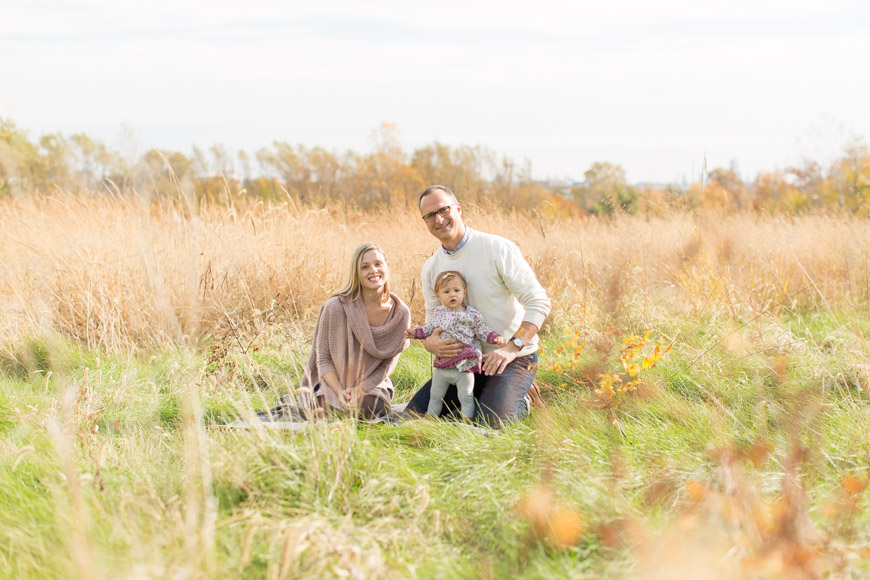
xmin=1 ymin=305 xmax=869 ymax=579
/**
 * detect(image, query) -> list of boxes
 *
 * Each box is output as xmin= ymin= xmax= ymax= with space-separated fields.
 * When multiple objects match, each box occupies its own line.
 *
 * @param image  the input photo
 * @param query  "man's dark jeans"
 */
xmin=404 ymin=352 xmax=538 ymax=427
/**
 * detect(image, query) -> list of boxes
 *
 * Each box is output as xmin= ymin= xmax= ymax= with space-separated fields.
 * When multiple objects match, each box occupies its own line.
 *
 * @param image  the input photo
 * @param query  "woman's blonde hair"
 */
xmin=335 ymin=242 xmax=391 ymax=302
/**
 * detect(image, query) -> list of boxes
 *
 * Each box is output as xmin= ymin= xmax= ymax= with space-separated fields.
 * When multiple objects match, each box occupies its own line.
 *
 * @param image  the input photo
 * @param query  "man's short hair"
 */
xmin=419 ymin=185 xmax=458 ymax=207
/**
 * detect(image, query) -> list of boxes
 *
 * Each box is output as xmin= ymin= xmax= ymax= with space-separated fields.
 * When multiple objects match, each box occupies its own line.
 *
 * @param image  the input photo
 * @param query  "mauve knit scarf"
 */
xmin=339 ymin=294 xmax=408 ymax=359
xmin=299 ymin=293 xmax=410 ymax=408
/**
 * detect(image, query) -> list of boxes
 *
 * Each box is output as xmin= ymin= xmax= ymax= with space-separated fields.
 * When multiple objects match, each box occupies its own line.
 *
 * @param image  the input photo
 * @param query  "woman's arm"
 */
xmin=313 ymin=302 xmax=338 ymax=377
xmin=320 ymin=371 xmax=347 ymax=409
xmin=310 ymin=300 xmax=350 ymax=408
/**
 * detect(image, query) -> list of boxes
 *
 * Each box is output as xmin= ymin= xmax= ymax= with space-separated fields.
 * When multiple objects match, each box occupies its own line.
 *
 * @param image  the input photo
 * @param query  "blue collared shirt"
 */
xmin=442 ymin=227 xmax=471 ymax=255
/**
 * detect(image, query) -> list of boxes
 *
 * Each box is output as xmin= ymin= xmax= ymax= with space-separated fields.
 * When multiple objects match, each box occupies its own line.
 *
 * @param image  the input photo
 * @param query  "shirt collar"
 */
xmin=442 ymin=227 xmax=471 ymax=255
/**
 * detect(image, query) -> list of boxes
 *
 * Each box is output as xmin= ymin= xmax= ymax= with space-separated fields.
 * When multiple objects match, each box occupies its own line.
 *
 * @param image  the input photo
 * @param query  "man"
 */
xmin=404 ymin=185 xmax=551 ymax=425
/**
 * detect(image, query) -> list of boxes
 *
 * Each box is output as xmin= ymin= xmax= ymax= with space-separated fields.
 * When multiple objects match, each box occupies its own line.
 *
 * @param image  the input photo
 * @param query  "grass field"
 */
xmin=1 ymin=192 xmax=869 ymax=578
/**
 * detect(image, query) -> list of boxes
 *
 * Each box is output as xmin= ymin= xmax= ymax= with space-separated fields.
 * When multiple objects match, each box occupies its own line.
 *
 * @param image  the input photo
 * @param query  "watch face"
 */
xmin=511 ymin=337 xmax=524 ymax=348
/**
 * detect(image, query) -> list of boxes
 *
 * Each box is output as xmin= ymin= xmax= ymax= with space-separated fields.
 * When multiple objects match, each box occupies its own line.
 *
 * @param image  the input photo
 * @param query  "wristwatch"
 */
xmin=510 ymin=336 xmax=525 ymax=349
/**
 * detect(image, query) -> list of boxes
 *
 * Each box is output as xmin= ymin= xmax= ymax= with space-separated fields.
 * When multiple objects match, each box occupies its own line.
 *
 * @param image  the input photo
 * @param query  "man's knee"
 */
xmin=475 ymin=398 xmax=524 ymax=427
xmin=474 ymin=379 xmax=532 ymax=426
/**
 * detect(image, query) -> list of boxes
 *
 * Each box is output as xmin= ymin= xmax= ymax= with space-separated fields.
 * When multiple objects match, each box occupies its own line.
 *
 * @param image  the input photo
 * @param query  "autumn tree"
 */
xmin=410 ymin=143 xmax=489 ymax=199
xmin=0 ymin=119 xmax=44 ymax=196
xmin=306 ymin=147 xmax=343 ymax=201
xmin=68 ymin=133 xmax=117 ymax=191
xmin=752 ymin=171 xmax=808 ymax=213
xmin=257 ymin=142 xmax=317 ymax=203
xmin=822 ymin=138 xmax=870 ymax=213
xmin=355 ymin=122 xmax=422 ymax=208
xmin=487 ymin=156 xmax=548 ymax=210
xmin=5 ymin=118 xmax=869 ymax=218
xmin=572 ymin=162 xmax=638 ymax=215
xmin=696 ymin=167 xmax=750 ymax=211
xmin=136 ymin=149 xmax=196 ymax=201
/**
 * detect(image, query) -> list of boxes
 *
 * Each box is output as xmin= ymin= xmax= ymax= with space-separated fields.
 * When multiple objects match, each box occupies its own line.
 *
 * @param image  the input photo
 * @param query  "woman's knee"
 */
xmin=358 ymin=395 xmax=389 ymax=419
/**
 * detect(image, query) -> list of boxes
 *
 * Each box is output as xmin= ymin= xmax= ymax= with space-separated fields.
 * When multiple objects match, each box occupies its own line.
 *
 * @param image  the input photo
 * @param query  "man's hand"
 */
xmin=481 ymin=346 xmax=518 ymax=376
xmin=423 ymin=328 xmax=464 ymax=358
xmin=482 ymin=321 xmax=538 ymax=375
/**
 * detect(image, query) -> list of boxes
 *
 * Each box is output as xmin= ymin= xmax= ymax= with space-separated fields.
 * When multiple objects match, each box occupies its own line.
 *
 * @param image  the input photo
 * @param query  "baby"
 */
xmin=405 ymin=271 xmax=505 ymax=419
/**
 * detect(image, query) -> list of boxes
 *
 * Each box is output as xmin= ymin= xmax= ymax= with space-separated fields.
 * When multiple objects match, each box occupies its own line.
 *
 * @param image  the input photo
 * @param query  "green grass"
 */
xmin=1 ymin=312 xmax=870 ymax=579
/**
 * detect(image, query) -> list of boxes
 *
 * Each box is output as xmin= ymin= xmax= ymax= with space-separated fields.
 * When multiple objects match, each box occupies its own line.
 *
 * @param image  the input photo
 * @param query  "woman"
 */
xmin=295 ymin=242 xmax=410 ymax=419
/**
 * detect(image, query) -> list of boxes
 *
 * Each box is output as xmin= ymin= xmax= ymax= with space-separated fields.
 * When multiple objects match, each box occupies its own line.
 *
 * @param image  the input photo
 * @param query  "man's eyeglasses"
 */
xmin=422 ymin=204 xmax=456 ymax=223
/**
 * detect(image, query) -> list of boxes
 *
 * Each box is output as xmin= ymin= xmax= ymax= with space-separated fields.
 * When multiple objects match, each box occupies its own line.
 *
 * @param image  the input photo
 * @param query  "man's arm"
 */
xmin=498 ymin=240 xmax=551 ymax=331
xmin=481 ymin=321 xmax=538 ymax=376
xmin=423 ymin=330 xmax=464 ymax=358
xmin=481 ymin=239 xmax=550 ymax=375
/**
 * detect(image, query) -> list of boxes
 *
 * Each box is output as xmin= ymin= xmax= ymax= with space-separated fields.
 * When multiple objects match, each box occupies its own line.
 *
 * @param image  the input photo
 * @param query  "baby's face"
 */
xmin=437 ymin=281 xmax=466 ymax=310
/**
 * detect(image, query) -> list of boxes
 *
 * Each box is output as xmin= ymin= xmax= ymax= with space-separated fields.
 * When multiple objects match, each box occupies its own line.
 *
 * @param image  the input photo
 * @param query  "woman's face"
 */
xmin=359 ymin=249 xmax=389 ymax=292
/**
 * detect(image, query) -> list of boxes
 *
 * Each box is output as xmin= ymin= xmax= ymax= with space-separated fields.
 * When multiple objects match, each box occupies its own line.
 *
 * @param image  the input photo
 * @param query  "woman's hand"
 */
xmin=493 ymin=336 xmax=506 ymax=346
xmin=481 ymin=346 xmax=518 ymax=376
xmin=423 ymin=328 xmax=463 ymax=358
xmin=322 ymin=371 xmax=350 ymax=410
xmin=404 ymin=328 xmax=414 ymax=339
xmin=343 ymin=385 xmax=365 ymax=409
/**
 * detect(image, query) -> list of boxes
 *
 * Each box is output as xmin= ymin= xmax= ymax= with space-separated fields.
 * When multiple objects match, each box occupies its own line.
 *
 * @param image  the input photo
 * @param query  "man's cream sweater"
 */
xmin=421 ymin=228 xmax=551 ymax=356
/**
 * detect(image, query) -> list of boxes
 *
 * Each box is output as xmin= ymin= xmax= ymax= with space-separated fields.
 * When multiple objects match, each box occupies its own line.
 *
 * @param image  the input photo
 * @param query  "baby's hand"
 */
xmin=404 ymin=329 xmax=414 ymax=339
xmin=494 ymin=336 xmax=506 ymax=346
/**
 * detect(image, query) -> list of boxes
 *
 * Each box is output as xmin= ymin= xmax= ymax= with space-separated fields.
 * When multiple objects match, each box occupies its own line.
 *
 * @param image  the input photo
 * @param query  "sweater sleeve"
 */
xmin=421 ymin=259 xmax=441 ymax=324
xmin=413 ymin=322 xmax=435 ymax=340
xmin=497 ymin=239 xmax=551 ymax=329
xmin=313 ymin=301 xmax=338 ymax=378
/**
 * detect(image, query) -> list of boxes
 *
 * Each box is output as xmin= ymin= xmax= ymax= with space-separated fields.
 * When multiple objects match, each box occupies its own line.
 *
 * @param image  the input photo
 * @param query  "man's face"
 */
xmin=420 ymin=189 xmax=463 ymax=245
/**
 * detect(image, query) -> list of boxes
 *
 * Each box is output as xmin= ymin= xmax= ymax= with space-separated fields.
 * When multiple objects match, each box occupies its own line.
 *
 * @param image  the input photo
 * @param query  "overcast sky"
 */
xmin=2 ymin=0 xmax=868 ymax=184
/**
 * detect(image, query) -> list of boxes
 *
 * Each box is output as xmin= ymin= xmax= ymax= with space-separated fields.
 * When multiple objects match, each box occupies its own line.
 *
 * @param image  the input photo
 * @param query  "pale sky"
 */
xmin=2 ymin=0 xmax=868 ymax=184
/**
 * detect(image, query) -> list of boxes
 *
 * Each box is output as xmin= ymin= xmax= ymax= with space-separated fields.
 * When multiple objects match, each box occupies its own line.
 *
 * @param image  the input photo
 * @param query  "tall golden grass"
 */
xmin=3 ymin=190 xmax=870 ymax=578
xmin=2 ymin=191 xmax=869 ymax=350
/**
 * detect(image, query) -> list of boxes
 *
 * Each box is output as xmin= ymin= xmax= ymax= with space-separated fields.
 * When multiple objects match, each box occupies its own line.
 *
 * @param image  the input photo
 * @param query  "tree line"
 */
xmin=2 ymin=119 xmax=868 ymax=215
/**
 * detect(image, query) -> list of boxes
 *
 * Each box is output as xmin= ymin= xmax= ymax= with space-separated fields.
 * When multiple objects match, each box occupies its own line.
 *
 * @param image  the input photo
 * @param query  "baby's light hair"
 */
xmin=434 ymin=270 xmax=467 ymax=293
